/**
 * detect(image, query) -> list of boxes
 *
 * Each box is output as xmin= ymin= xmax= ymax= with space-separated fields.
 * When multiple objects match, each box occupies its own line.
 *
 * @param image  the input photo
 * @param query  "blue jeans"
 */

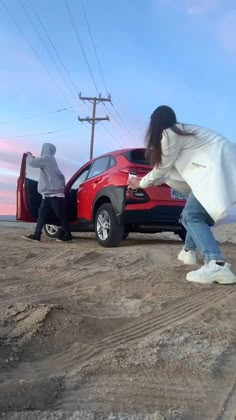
xmin=181 ymin=193 xmax=224 ymax=262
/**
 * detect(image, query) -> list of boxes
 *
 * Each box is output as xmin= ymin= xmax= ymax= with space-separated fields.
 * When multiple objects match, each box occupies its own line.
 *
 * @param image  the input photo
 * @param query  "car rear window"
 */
xmin=122 ymin=149 xmax=149 ymax=165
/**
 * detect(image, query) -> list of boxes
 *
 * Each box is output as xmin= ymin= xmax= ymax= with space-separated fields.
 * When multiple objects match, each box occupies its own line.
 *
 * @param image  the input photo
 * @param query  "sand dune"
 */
xmin=0 ymin=223 xmax=236 ymax=419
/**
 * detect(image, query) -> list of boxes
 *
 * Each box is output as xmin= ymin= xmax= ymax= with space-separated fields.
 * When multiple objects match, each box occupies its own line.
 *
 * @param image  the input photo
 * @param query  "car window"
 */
xmin=70 ymin=167 xmax=90 ymax=190
xmin=87 ymin=156 xmax=110 ymax=179
xmin=123 ymin=149 xmax=149 ymax=165
xmin=109 ymin=155 xmax=116 ymax=169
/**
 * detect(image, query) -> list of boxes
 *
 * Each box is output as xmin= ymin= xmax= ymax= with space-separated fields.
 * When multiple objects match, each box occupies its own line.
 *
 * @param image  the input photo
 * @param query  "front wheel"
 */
xmin=44 ymin=224 xmax=62 ymax=239
xmin=123 ymin=231 xmax=129 ymax=240
xmin=95 ymin=203 xmax=124 ymax=247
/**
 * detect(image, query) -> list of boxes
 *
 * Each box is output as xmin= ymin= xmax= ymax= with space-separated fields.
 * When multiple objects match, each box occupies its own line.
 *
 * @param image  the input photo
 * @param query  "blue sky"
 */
xmin=1 ymin=0 xmax=236 ymax=213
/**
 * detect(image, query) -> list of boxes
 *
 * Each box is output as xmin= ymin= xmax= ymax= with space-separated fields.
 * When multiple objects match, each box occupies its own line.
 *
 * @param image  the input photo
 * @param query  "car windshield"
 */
xmin=122 ymin=149 xmax=150 ymax=166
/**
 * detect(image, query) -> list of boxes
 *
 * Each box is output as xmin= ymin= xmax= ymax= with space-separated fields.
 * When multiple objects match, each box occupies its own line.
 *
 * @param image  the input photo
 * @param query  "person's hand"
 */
xmin=26 ymin=151 xmax=32 ymax=155
xmin=128 ymin=177 xmax=141 ymax=190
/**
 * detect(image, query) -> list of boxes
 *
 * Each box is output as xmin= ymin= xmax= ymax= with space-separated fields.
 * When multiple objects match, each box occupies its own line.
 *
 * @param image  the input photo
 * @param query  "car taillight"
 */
xmin=125 ymin=189 xmax=149 ymax=202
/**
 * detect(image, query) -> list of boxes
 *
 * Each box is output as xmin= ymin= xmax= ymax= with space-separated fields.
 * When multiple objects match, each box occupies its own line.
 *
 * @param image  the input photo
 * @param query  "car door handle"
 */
xmin=94 ymin=177 xmax=102 ymax=183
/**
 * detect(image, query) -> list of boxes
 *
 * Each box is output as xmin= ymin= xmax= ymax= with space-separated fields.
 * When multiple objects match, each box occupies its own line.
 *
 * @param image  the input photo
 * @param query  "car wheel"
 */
xmin=95 ymin=203 xmax=124 ymax=247
xmin=178 ymin=228 xmax=186 ymax=242
xmin=44 ymin=224 xmax=62 ymax=239
xmin=122 ymin=231 xmax=129 ymax=240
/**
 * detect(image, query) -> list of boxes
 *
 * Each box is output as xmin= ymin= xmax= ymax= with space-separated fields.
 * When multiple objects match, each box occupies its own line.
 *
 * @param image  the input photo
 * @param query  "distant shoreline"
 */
xmin=0 ymin=215 xmax=16 ymax=221
xmin=0 ymin=220 xmax=33 ymax=229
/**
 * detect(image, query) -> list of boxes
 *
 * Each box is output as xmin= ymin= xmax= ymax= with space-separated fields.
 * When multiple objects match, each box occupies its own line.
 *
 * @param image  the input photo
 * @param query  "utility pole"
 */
xmin=78 ymin=93 xmax=111 ymax=159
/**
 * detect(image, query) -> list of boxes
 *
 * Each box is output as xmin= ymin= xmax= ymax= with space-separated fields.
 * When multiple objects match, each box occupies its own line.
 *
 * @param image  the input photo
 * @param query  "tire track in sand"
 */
xmin=1 ymin=287 xmax=235 ymax=390
xmin=63 ymin=287 xmax=235 ymax=370
xmin=0 ymin=269 xmax=114 ymax=308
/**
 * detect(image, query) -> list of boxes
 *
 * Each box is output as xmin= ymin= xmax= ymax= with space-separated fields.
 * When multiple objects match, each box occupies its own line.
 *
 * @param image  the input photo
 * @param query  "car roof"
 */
xmin=88 ymin=147 xmax=145 ymax=163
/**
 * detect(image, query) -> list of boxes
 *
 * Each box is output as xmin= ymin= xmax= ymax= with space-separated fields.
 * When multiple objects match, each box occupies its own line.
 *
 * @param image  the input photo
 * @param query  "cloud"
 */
xmin=0 ymin=189 xmax=16 ymax=216
xmin=186 ymin=0 xmax=221 ymax=15
xmin=0 ymin=203 xmax=16 ymax=216
xmin=155 ymin=0 xmax=223 ymax=15
xmin=218 ymin=10 xmax=236 ymax=55
xmin=0 ymin=175 xmax=17 ymax=189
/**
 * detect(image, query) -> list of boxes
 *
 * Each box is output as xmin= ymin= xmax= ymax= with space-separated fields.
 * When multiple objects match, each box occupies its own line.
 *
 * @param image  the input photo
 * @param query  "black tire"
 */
xmin=95 ymin=203 xmax=124 ymax=247
xmin=122 ymin=231 xmax=129 ymax=240
xmin=178 ymin=228 xmax=186 ymax=242
xmin=44 ymin=224 xmax=62 ymax=239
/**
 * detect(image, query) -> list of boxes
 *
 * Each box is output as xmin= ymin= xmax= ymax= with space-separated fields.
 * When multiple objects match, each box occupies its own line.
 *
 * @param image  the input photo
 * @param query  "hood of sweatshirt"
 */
xmin=41 ymin=143 xmax=56 ymax=156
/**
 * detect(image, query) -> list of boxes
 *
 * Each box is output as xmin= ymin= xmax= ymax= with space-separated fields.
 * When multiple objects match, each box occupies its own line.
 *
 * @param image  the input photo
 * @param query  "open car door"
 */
xmin=16 ymin=153 xmax=60 ymax=224
xmin=17 ymin=153 xmax=40 ymax=222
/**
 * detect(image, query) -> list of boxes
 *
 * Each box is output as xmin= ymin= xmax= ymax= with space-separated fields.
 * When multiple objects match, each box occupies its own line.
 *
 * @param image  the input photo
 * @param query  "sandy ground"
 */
xmin=0 ymin=222 xmax=236 ymax=420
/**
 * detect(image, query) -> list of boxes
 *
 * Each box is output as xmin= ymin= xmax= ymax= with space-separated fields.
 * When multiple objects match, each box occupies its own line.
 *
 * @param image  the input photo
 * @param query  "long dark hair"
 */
xmin=145 ymin=105 xmax=194 ymax=166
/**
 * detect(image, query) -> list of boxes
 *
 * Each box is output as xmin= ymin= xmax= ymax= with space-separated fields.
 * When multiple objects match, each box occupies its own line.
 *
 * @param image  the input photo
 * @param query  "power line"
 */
xmin=110 ymin=103 xmax=138 ymax=144
xmin=17 ymin=0 xmax=80 ymax=106
xmin=64 ymin=0 xmax=136 ymax=147
xmin=80 ymin=0 xmax=109 ymax=95
xmin=103 ymin=102 xmax=137 ymax=145
xmin=0 ymin=107 xmax=73 ymax=125
xmin=78 ymin=0 xmax=137 ymax=145
xmin=100 ymin=123 xmax=124 ymax=150
xmin=0 ymin=0 xmax=76 ymax=111
xmin=0 ymin=125 xmax=78 ymax=139
xmin=64 ymin=0 xmax=100 ymax=95
xmin=26 ymin=0 xmax=82 ymax=100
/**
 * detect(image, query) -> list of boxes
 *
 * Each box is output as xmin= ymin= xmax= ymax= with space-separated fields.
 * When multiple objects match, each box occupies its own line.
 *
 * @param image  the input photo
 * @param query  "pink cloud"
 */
xmin=0 ymin=190 xmax=15 ymax=200
xmin=0 ymin=138 xmax=40 ymax=173
xmin=0 ymin=203 xmax=16 ymax=215
xmin=0 ymin=190 xmax=16 ymax=216
xmin=0 ymin=175 xmax=17 ymax=188
xmin=0 ymin=139 xmax=38 ymax=155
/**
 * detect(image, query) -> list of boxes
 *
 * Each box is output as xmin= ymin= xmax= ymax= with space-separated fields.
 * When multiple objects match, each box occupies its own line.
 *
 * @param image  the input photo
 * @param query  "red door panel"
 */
xmin=77 ymin=175 xmax=108 ymax=221
xmin=16 ymin=153 xmax=39 ymax=222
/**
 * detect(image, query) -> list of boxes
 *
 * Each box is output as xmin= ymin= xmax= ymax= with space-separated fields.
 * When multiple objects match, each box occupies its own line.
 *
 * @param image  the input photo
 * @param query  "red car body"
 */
xmin=17 ymin=148 xmax=186 ymax=246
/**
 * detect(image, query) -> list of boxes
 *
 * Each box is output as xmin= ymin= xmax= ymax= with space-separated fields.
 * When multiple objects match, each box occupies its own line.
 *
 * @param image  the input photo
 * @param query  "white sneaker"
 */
xmin=178 ymin=248 xmax=197 ymax=265
xmin=186 ymin=261 xmax=236 ymax=285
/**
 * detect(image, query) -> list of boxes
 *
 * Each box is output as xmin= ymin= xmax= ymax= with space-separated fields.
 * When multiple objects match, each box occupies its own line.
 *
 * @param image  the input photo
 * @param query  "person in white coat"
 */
xmin=128 ymin=105 xmax=236 ymax=285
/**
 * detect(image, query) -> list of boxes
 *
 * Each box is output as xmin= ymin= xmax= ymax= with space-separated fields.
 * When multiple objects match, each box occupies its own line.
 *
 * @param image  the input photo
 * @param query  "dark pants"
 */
xmin=34 ymin=197 xmax=72 ymax=239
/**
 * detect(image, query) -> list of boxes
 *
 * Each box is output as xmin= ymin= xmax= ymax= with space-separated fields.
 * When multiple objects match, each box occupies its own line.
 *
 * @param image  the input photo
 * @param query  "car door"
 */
xmin=76 ymin=156 xmax=111 ymax=222
xmin=17 ymin=153 xmax=41 ymax=222
xmin=65 ymin=164 xmax=91 ymax=222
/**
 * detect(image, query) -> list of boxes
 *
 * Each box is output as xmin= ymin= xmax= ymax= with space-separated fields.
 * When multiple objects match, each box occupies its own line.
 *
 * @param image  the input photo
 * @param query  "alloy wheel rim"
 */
xmin=97 ymin=210 xmax=111 ymax=241
xmin=45 ymin=224 xmax=58 ymax=235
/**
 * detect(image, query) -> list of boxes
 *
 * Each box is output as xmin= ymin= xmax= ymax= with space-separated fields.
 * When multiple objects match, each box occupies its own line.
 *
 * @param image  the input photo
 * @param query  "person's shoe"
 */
xmin=178 ymin=248 xmax=197 ymax=265
xmin=186 ymin=261 xmax=236 ymax=285
xmin=56 ymin=236 xmax=73 ymax=242
xmin=22 ymin=234 xmax=40 ymax=242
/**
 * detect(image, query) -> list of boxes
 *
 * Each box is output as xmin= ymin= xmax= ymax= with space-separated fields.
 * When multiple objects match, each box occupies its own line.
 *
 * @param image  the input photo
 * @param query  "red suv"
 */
xmin=17 ymin=148 xmax=186 ymax=247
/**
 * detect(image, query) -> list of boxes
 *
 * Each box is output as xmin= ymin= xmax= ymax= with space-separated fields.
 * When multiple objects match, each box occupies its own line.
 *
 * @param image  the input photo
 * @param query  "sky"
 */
xmin=0 ymin=0 xmax=236 ymax=215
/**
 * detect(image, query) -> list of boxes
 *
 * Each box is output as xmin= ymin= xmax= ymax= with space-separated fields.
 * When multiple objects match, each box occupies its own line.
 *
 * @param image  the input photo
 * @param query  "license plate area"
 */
xmin=171 ymin=189 xmax=187 ymax=200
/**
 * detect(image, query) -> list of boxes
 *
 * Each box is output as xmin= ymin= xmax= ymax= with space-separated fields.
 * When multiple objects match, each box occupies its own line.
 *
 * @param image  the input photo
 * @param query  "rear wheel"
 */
xmin=44 ymin=224 xmax=62 ymax=239
xmin=95 ymin=203 xmax=124 ymax=247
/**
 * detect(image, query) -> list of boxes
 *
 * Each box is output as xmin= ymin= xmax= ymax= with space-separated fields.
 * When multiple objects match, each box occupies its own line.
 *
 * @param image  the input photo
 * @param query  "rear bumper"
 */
xmin=123 ymin=204 xmax=184 ymax=230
